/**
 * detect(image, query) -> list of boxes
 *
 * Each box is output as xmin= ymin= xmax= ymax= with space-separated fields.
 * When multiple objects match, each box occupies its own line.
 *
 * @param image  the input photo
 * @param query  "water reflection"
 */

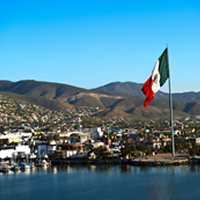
xmin=1 ymin=164 xmax=200 ymax=200
xmin=119 ymin=164 xmax=131 ymax=174
xmin=1 ymin=164 xmax=200 ymax=176
xmin=20 ymin=168 xmax=31 ymax=175
xmin=188 ymin=164 xmax=200 ymax=173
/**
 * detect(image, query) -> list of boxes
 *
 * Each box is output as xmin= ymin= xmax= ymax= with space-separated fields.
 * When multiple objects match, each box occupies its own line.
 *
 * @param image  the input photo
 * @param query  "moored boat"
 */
xmin=0 ymin=168 xmax=8 ymax=173
xmin=0 ymin=164 xmax=9 ymax=173
xmin=36 ymin=159 xmax=49 ymax=168
xmin=28 ymin=162 xmax=35 ymax=169
xmin=10 ymin=164 xmax=21 ymax=171
xmin=19 ymin=162 xmax=30 ymax=170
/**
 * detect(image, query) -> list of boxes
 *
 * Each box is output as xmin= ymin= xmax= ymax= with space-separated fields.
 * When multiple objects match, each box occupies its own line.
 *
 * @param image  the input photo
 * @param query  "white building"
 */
xmin=15 ymin=145 xmax=31 ymax=155
xmin=48 ymin=141 xmax=57 ymax=153
xmin=0 ymin=145 xmax=31 ymax=159
xmin=0 ymin=148 xmax=15 ymax=159
xmin=89 ymin=127 xmax=103 ymax=140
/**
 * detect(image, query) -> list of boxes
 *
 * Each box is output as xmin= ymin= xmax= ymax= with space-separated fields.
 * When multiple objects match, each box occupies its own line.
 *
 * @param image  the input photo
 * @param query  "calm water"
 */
xmin=1 ymin=164 xmax=200 ymax=200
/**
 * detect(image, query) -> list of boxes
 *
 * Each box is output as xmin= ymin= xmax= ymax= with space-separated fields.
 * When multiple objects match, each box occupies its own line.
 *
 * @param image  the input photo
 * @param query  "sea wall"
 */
xmin=51 ymin=158 xmax=200 ymax=166
xmin=128 ymin=159 xmax=189 ymax=166
xmin=51 ymin=158 xmax=127 ymax=165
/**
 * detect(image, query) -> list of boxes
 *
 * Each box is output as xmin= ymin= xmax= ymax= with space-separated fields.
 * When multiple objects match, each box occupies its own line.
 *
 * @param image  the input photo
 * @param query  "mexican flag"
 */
xmin=142 ymin=48 xmax=169 ymax=107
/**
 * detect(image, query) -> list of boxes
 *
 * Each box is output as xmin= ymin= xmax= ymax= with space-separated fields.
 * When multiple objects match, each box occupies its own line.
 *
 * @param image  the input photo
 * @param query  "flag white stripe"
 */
xmin=151 ymin=60 xmax=161 ymax=93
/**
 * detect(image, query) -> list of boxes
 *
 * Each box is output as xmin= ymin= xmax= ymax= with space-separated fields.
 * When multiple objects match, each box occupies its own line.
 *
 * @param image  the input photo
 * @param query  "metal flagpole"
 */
xmin=167 ymin=45 xmax=175 ymax=157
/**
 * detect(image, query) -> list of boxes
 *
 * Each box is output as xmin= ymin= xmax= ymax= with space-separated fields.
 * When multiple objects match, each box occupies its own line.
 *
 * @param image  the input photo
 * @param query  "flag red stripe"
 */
xmin=141 ymin=76 xmax=155 ymax=107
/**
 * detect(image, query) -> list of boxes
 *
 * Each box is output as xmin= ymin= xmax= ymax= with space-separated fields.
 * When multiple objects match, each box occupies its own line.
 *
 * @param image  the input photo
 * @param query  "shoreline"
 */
xmin=50 ymin=153 xmax=200 ymax=166
xmin=51 ymin=157 xmax=200 ymax=166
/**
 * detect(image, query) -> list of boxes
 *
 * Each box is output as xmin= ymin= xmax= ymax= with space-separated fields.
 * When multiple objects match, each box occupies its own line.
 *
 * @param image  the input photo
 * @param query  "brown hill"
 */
xmin=0 ymin=80 xmax=88 ymax=101
xmin=0 ymin=80 xmax=199 ymax=119
xmin=95 ymin=97 xmax=188 ymax=120
xmin=0 ymin=91 xmax=74 ymax=111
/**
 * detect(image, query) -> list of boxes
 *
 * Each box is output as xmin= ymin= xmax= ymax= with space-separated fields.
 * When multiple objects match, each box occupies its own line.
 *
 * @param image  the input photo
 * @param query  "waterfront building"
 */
xmin=58 ymin=143 xmax=84 ymax=157
xmin=0 ymin=145 xmax=30 ymax=159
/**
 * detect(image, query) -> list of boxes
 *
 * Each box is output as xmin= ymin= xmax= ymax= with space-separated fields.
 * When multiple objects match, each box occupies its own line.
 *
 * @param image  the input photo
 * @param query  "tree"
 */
xmin=189 ymin=144 xmax=200 ymax=156
xmin=121 ymin=145 xmax=131 ymax=159
xmin=176 ymin=142 xmax=184 ymax=151
xmin=61 ymin=127 xmax=65 ymax=132
xmin=47 ymin=126 xmax=53 ymax=132
xmin=164 ymin=144 xmax=172 ymax=153
xmin=154 ymin=132 xmax=160 ymax=137
xmin=40 ymin=135 xmax=46 ymax=141
xmin=53 ymin=135 xmax=60 ymax=141
xmin=122 ymin=134 xmax=129 ymax=143
xmin=189 ymin=148 xmax=195 ymax=156
xmin=0 ymin=126 xmax=4 ymax=134
xmin=93 ymin=147 xmax=109 ymax=159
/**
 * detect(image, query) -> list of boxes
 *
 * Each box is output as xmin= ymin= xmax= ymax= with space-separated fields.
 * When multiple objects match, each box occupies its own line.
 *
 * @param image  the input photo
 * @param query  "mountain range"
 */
xmin=94 ymin=81 xmax=200 ymax=103
xmin=0 ymin=80 xmax=200 ymax=119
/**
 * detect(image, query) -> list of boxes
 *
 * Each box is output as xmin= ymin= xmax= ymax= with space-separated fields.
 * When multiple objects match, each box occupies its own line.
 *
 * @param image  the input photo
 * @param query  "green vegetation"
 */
xmin=189 ymin=144 xmax=200 ymax=156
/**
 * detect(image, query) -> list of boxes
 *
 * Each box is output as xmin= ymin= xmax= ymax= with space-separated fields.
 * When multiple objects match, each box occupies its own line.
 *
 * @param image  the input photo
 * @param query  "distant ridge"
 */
xmin=93 ymin=81 xmax=200 ymax=103
xmin=0 ymin=80 xmax=88 ymax=101
xmin=0 ymin=91 xmax=74 ymax=111
xmin=93 ymin=81 xmax=144 ymax=96
xmin=0 ymin=80 xmax=200 ymax=119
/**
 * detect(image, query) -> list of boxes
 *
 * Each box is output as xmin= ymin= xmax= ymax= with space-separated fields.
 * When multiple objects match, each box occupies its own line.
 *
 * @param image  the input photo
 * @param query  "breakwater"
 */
xmin=51 ymin=158 xmax=127 ymax=165
xmin=128 ymin=158 xmax=189 ymax=166
xmin=51 ymin=157 xmax=200 ymax=166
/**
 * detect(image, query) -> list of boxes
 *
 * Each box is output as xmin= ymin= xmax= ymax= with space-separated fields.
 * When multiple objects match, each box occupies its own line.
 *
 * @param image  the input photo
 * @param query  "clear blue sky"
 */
xmin=1 ymin=0 xmax=200 ymax=93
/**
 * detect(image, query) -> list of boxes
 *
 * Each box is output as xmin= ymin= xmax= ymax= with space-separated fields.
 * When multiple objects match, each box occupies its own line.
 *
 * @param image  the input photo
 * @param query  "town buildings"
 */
xmin=1 ymin=94 xmax=200 ymax=160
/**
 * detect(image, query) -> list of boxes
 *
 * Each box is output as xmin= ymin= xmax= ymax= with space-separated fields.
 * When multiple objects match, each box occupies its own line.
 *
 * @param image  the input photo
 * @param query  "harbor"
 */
xmin=1 ymin=164 xmax=200 ymax=200
xmin=1 ymin=153 xmax=200 ymax=174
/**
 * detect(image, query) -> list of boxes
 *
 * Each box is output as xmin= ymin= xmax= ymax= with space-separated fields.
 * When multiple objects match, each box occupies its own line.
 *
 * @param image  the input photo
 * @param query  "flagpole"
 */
xmin=167 ymin=45 xmax=175 ymax=157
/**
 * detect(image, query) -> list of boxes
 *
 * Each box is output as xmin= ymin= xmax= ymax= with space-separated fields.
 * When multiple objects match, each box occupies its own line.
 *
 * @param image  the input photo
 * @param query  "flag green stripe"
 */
xmin=158 ymin=48 xmax=169 ymax=87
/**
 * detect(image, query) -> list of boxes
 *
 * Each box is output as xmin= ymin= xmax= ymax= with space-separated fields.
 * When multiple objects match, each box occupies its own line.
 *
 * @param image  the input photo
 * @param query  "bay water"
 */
xmin=1 ymin=164 xmax=200 ymax=200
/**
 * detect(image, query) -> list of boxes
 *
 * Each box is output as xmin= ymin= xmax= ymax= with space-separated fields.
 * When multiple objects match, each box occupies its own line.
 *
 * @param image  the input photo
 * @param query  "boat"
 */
xmin=36 ymin=159 xmax=49 ymax=168
xmin=19 ymin=162 xmax=30 ymax=170
xmin=0 ymin=167 xmax=8 ymax=173
xmin=28 ymin=162 xmax=35 ymax=169
xmin=10 ymin=164 xmax=21 ymax=171
xmin=0 ymin=164 xmax=9 ymax=173
xmin=29 ymin=153 xmax=37 ymax=159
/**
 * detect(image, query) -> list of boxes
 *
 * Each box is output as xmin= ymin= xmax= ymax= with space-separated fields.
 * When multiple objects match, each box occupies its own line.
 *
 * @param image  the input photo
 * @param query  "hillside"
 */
xmin=0 ymin=80 xmax=200 ymax=119
xmin=0 ymin=91 xmax=74 ymax=111
xmin=96 ymin=96 xmax=188 ymax=119
xmin=94 ymin=81 xmax=144 ymax=96
xmin=0 ymin=80 xmax=88 ymax=102
xmin=93 ymin=81 xmax=200 ymax=103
